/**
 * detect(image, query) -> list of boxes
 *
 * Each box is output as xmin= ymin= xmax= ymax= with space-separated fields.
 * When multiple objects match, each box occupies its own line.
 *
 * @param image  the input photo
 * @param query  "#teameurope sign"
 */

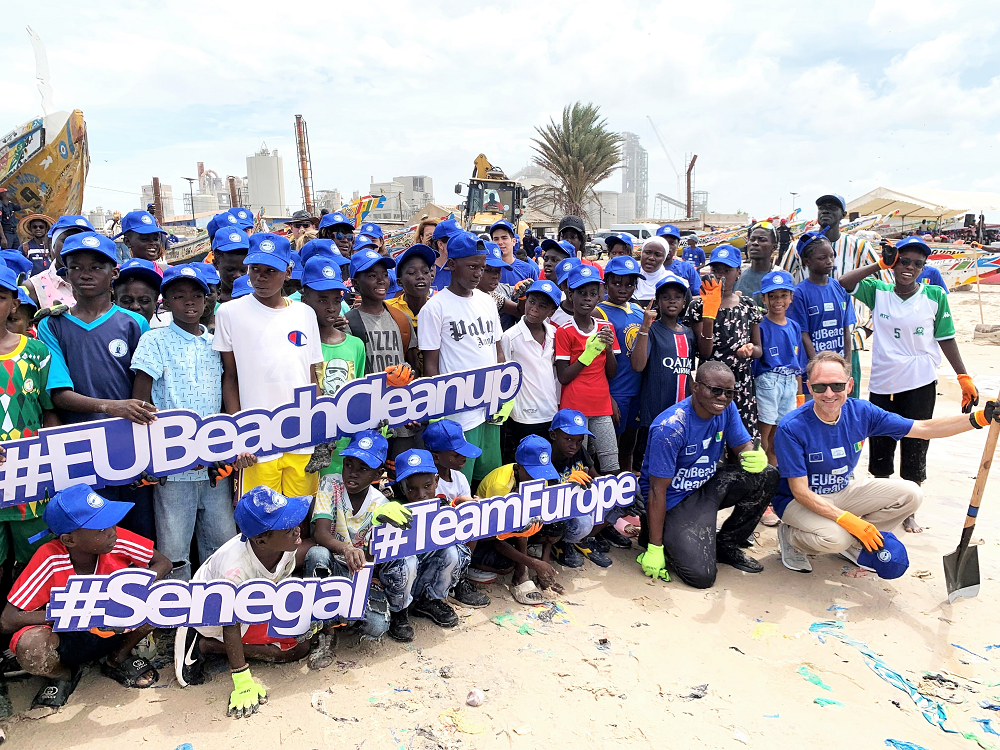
xmin=0 ymin=364 xmax=522 ymax=508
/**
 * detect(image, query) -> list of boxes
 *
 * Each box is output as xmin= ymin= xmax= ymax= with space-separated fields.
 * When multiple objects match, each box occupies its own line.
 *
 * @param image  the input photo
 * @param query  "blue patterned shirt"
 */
xmin=131 ymin=323 xmax=223 ymax=482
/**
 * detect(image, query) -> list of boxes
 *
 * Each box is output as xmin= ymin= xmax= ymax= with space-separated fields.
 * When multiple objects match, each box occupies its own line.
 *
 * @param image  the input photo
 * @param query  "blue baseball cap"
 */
xmin=550 ymin=409 xmax=594 ymax=436
xmin=656 ymin=224 xmax=681 ymax=240
xmin=39 ymin=484 xmax=133 ymax=539
xmin=350 ymin=248 xmax=395 ymax=276
xmin=395 ymin=243 xmax=437 ymax=272
xmin=212 ymin=227 xmax=250 ymax=253
xmin=816 ymin=194 xmax=847 ymax=212
xmin=300 ymin=239 xmax=349 ymax=267
xmin=228 ymin=206 xmax=255 ymax=230
xmin=525 ymin=279 xmax=561 ymax=308
xmin=47 ymin=215 xmax=94 ymax=238
xmin=708 ymin=244 xmax=741 ymax=268
xmin=655 ymin=271 xmax=690 ymax=293
xmin=301 ymin=256 xmax=349 ymax=292
xmin=605 ymin=232 xmax=634 ymax=250
xmin=318 ymin=212 xmax=353 ymax=232
xmin=603 ymin=255 xmax=644 ymax=278
xmin=113 ymin=210 xmax=166 ymax=239
xmin=895 ymin=236 xmax=933 ymax=257
xmin=340 ymin=430 xmax=389 ymax=469
xmin=358 ymin=222 xmax=383 ymax=239
xmin=566 ymin=264 xmax=602 ymax=289
xmin=234 ymin=486 xmax=310 ymax=541
xmin=0 ymin=267 xmax=20 ymax=293
xmin=231 ymin=275 xmax=253 ymax=298
xmin=115 ymin=258 xmax=162 ymax=291
xmin=514 ymin=435 xmax=560 ymax=481
xmin=431 ymin=218 xmax=462 ymax=241
xmin=484 ymin=242 xmax=511 ymax=269
xmin=289 ymin=252 xmax=303 ymax=281
xmin=446 ymin=232 xmax=486 ymax=260
xmin=161 ymin=264 xmax=210 ymax=295
xmin=394 ymin=449 xmax=439 ymax=484
xmin=540 ymin=238 xmax=574 ymax=256
xmin=554 ymin=257 xmax=582 ymax=285
xmin=207 ymin=211 xmax=241 ymax=240
xmin=857 ymin=532 xmax=909 ymax=579
xmin=16 ymin=286 xmax=38 ymax=310
xmin=759 ymin=270 xmax=795 ymax=294
xmin=796 ymin=230 xmax=829 ymax=256
xmin=0 ymin=250 xmax=33 ymax=278
xmin=60 ymin=231 xmax=119 ymax=265
xmin=245 ymin=233 xmax=292 ymax=272
xmin=199 ymin=263 xmax=221 ymax=286
xmin=423 ymin=419 xmax=482 ymax=458
xmin=489 ymin=219 xmax=516 ymax=237
xmin=352 ymin=236 xmax=379 ymax=254
xmin=386 ymin=269 xmax=402 ymax=297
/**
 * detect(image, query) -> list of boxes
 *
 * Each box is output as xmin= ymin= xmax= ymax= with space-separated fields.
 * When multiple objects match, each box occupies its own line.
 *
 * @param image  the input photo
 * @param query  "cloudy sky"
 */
xmin=5 ymin=0 xmax=1000 ymax=222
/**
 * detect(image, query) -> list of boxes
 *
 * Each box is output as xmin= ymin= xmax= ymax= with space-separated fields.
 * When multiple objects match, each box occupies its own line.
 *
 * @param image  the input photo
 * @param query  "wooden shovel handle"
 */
xmin=963 ymin=394 xmax=1000 ymax=529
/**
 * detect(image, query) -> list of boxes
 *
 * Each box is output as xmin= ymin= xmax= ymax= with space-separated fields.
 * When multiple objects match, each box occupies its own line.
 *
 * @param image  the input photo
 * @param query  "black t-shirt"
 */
xmin=552 ymin=446 xmax=594 ymax=482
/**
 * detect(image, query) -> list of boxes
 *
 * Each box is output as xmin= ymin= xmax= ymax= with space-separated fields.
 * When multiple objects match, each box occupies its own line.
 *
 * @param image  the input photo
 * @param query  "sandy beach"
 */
xmin=6 ymin=285 xmax=1000 ymax=750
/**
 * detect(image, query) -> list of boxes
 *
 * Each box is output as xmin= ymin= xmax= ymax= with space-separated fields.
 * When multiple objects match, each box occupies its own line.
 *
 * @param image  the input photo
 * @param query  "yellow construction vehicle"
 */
xmin=456 ymin=154 xmax=529 ymax=235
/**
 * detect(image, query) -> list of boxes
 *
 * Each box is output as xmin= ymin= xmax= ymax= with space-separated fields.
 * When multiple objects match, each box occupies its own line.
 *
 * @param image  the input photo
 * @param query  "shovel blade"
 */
xmin=943 ymin=544 xmax=980 ymax=603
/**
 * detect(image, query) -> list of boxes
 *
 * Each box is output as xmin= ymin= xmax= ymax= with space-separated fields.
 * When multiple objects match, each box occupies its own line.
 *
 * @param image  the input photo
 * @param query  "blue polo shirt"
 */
xmin=640 ymin=398 xmax=751 ymax=510
xmin=500 ymin=258 xmax=539 ymax=286
xmin=773 ymin=399 xmax=913 ymax=517
xmin=431 ymin=266 xmax=451 ymax=291
xmin=681 ymin=245 xmax=706 ymax=266
xmin=37 ymin=305 xmax=150 ymax=423
xmin=664 ymin=257 xmax=702 ymax=294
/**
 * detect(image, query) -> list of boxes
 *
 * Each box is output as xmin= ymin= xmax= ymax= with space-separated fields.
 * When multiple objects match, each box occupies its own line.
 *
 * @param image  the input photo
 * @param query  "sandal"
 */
xmin=31 ymin=666 xmax=83 ymax=709
xmin=510 ymin=580 xmax=545 ymax=606
xmin=101 ymin=655 xmax=159 ymax=688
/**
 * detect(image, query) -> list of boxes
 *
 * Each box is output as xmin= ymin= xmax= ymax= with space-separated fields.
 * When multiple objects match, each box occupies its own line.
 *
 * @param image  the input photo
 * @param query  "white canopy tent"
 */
xmin=846 ymin=187 xmax=1000 ymax=221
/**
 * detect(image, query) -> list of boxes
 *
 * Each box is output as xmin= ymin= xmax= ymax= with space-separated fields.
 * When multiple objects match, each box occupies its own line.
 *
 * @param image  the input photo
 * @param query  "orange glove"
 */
xmin=796 ymin=393 xmax=806 ymax=407
xmin=497 ymin=521 xmax=542 ymax=540
xmin=512 ymin=278 xmax=533 ymax=300
xmin=836 ymin=511 xmax=883 ymax=552
xmin=209 ymin=461 xmax=236 ymax=488
xmin=877 ymin=240 xmax=897 ymax=270
xmin=566 ymin=469 xmax=593 ymax=488
xmin=957 ymin=374 xmax=979 ymax=413
xmin=449 ymin=495 xmax=476 ymax=507
xmin=385 ymin=364 xmax=414 ymax=387
xmin=700 ymin=278 xmax=723 ymax=319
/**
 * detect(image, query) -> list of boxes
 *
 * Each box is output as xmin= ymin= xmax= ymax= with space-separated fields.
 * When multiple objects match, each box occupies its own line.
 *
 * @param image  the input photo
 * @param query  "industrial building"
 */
xmin=246 ymin=145 xmax=289 ymax=219
xmin=621 ymin=132 xmax=648 ymax=221
xmin=140 ymin=183 xmax=174 ymax=219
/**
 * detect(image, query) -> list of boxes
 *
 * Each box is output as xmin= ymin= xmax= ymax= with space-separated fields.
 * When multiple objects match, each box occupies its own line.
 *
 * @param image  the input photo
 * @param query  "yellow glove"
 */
xmin=228 ymin=667 xmax=267 ymax=718
xmin=372 ymin=501 xmax=413 ymax=530
xmin=836 ymin=512 xmax=883 ymax=553
xmin=577 ymin=332 xmax=606 ymax=366
xmin=739 ymin=447 xmax=768 ymax=474
xmin=637 ymin=544 xmax=669 ymax=581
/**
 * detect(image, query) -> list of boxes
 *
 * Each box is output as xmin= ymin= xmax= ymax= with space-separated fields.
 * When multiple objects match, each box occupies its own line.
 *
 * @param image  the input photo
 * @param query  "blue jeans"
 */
xmin=154 ymin=479 xmax=237 ymax=580
xmin=377 ymin=556 xmax=418 ymax=613
xmin=563 ymin=515 xmax=594 ymax=544
xmin=755 ymin=371 xmax=799 ymax=425
xmin=414 ymin=545 xmax=470 ymax=601
xmin=303 ymin=546 xmax=390 ymax=639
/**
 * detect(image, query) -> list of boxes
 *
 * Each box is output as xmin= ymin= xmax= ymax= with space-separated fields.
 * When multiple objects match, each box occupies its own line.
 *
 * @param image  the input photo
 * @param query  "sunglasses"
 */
xmin=810 ymin=382 xmax=848 ymax=393
xmin=696 ymin=381 xmax=736 ymax=399
xmin=752 ymin=221 xmax=773 ymax=231
xmin=334 ymin=231 xmax=354 ymax=241
xmin=291 ymin=222 xmax=311 ymax=229
xmin=896 ymin=257 xmax=926 ymax=269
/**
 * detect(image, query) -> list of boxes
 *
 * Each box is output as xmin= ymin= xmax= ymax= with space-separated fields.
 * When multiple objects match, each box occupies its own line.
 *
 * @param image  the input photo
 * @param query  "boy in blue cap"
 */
xmin=419 ymin=232 xmax=504 ymax=487
xmin=7 ymin=286 xmax=39 ymax=336
xmin=132 ymin=264 xmax=256 ymax=580
xmin=478 ymin=242 xmax=521 ymax=328
xmin=358 ymin=222 xmax=385 ymax=254
xmin=228 ymin=206 xmax=255 ymax=233
xmin=112 ymin=210 xmax=167 ymax=269
xmin=214 ymin=233 xmax=323 ymax=500
xmin=317 ymin=212 xmax=354 ymax=257
xmin=655 ymin=224 xmax=701 ymax=293
xmin=37 ymin=232 xmax=158 ymax=538
xmin=175 ymin=486 xmax=316 ymax=717
xmin=549 ymin=254 xmax=581 ymax=327
xmin=387 ymin=243 xmax=436 ymax=337
xmin=429 ymin=218 xmax=463 ymax=291
xmin=283 ymin=251 xmax=303 ymax=299
xmin=604 ymin=233 xmax=634 ymax=260
xmin=3 ymin=484 xmax=171 ymax=709
xmin=113 ymin=257 xmax=162 ymax=323
xmin=210 ymin=227 xmax=250 ymax=304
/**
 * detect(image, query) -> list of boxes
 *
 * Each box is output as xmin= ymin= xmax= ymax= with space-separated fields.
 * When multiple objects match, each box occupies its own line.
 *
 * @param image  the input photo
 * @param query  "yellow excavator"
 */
xmin=456 ymin=154 xmax=529 ymax=235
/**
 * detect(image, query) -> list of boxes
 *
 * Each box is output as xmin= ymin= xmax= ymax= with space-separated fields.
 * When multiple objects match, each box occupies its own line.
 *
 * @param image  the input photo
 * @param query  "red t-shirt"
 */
xmin=539 ymin=258 xmax=604 ymax=281
xmin=8 ymin=528 xmax=153 ymax=612
xmin=554 ymin=319 xmax=620 ymax=417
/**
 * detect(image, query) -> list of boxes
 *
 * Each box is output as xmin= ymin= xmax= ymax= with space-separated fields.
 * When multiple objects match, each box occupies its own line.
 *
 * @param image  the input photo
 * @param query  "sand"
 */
xmin=7 ymin=286 xmax=1000 ymax=750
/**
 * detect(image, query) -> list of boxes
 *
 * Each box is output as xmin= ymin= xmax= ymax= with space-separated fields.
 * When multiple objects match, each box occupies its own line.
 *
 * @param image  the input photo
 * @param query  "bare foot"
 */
xmin=903 ymin=514 xmax=923 ymax=533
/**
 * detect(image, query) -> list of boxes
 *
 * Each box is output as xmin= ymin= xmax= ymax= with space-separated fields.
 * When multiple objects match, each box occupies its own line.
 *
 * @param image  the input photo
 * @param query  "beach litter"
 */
xmin=973 ymin=719 xmax=1000 ymax=737
xmin=438 ymin=708 xmax=486 ymax=734
xmin=466 ymin=690 xmax=484 ymax=707
xmin=797 ymin=666 xmax=833 ymax=691
xmin=814 ymin=698 xmax=844 ymax=707
xmin=953 ymin=644 xmax=991 ymax=663
xmin=884 ymin=742 xmax=931 ymax=750
xmin=682 ymin=684 xmax=709 ymax=700
xmin=751 ymin=622 xmax=779 ymax=640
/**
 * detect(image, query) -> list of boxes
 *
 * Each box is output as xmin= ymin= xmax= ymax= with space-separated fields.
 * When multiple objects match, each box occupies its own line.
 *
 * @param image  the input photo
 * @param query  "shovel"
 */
xmin=943 ymin=399 xmax=1000 ymax=603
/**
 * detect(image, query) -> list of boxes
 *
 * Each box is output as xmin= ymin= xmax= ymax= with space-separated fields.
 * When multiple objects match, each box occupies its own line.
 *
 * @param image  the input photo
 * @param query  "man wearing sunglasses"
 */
xmin=317 ymin=212 xmax=355 ymax=257
xmin=637 ymin=361 xmax=777 ymax=589
xmin=773 ymin=352 xmax=998 ymax=573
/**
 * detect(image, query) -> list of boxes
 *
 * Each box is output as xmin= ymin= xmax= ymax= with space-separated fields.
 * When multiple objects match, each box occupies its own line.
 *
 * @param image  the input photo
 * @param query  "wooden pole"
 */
xmin=228 ymin=176 xmax=239 ymax=209
xmin=151 ymin=177 xmax=163 ymax=225
xmin=973 ymin=243 xmax=985 ymax=325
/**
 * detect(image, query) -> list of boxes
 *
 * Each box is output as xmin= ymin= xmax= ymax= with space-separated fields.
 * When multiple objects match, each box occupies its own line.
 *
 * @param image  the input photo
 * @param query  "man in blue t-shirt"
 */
xmin=638 ymin=361 xmax=777 ymax=589
xmin=774 ymin=351 xmax=998 ymax=573
xmin=656 ymin=224 xmax=703 ymax=294
xmin=681 ymin=236 xmax=706 ymax=266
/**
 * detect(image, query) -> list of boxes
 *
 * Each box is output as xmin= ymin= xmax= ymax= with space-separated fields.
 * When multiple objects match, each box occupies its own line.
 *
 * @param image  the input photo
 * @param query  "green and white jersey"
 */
xmin=853 ymin=277 xmax=955 ymax=395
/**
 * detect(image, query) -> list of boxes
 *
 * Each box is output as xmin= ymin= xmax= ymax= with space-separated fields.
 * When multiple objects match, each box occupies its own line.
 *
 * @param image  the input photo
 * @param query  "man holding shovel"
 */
xmin=773 ymin=351 xmax=999 ymax=574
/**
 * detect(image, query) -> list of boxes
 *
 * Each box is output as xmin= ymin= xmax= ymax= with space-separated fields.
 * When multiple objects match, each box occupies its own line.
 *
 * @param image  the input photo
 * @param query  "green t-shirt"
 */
xmin=316 ymin=335 xmax=367 ymax=476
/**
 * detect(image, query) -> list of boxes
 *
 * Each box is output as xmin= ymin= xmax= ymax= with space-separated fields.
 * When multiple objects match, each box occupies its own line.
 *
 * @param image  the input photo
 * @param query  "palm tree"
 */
xmin=530 ymin=102 xmax=623 ymax=221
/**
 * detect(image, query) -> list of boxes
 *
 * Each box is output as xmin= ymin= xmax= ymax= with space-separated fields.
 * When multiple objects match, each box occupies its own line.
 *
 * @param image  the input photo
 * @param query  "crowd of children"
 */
xmin=0 ymin=201 xmax=989 ymax=721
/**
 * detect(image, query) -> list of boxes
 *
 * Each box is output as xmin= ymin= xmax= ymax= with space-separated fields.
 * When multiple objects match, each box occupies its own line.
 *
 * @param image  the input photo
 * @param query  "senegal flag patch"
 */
xmin=853 ymin=440 xmax=864 ymax=453
xmin=716 ymin=431 xmax=723 ymax=442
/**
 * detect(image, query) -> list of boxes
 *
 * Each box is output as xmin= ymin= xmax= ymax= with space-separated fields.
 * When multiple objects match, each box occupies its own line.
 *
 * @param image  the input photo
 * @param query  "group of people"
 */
xmin=0 ymin=193 xmax=994 ymax=721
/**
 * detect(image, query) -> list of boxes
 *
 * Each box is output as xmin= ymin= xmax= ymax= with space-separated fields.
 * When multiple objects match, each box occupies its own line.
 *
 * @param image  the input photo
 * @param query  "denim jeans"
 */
xmin=414 ymin=544 xmax=470 ymax=601
xmin=563 ymin=515 xmax=594 ymax=544
xmin=154 ymin=479 xmax=238 ymax=581
xmin=377 ymin=555 xmax=418 ymax=613
xmin=303 ymin=546 xmax=390 ymax=639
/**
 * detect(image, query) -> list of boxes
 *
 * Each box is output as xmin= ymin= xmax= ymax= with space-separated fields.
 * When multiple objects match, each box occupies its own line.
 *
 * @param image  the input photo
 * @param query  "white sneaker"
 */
xmin=839 ymin=545 xmax=875 ymax=571
xmin=777 ymin=523 xmax=812 ymax=573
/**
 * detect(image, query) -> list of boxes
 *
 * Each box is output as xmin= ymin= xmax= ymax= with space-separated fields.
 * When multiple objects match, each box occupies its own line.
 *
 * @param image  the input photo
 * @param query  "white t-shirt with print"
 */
xmin=435 ymin=468 xmax=472 ymax=503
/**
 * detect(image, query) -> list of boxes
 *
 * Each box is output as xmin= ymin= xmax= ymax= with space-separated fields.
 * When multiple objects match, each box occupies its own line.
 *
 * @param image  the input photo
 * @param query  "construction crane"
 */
xmin=294 ymin=114 xmax=315 ymax=215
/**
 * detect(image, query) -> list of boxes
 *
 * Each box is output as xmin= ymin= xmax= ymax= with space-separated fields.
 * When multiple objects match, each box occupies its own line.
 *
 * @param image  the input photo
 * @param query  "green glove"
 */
xmin=577 ymin=332 xmax=607 ymax=366
xmin=740 ymin=447 xmax=768 ymax=474
xmin=637 ymin=544 xmax=670 ymax=581
xmin=228 ymin=667 xmax=267 ymax=718
xmin=372 ymin=501 xmax=413 ymax=530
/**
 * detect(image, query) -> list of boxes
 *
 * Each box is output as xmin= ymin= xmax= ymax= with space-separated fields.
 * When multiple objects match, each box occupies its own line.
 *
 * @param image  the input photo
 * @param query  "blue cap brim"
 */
xmin=352 ymin=257 xmax=396 ymax=274
xmin=245 ymin=253 xmax=290 ymax=270
xmin=339 ymin=446 xmax=385 ymax=469
xmin=80 ymin=500 xmax=134 ymax=531
xmin=239 ymin=494 xmax=310 ymax=541
xmin=213 ymin=241 xmax=250 ymax=254
xmin=760 ymin=284 xmax=794 ymax=294
xmin=61 ymin=247 xmax=119 ymax=264
xmin=116 ymin=269 xmax=163 ymax=291
xmin=302 ymin=279 xmax=348 ymax=292
xmin=522 ymin=462 xmax=559 ymax=481
xmin=485 ymin=259 xmax=513 ymax=269
xmin=452 ymin=441 xmax=482 ymax=458
xmin=163 ymin=276 xmax=210 ymax=295
xmin=553 ymin=425 xmax=594 ymax=437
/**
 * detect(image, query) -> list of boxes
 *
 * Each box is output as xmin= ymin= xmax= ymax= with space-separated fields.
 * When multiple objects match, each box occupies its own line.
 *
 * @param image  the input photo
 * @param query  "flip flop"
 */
xmin=510 ymin=580 xmax=545 ymax=606
xmin=31 ymin=665 xmax=83 ymax=709
xmin=100 ymin=655 xmax=159 ymax=688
